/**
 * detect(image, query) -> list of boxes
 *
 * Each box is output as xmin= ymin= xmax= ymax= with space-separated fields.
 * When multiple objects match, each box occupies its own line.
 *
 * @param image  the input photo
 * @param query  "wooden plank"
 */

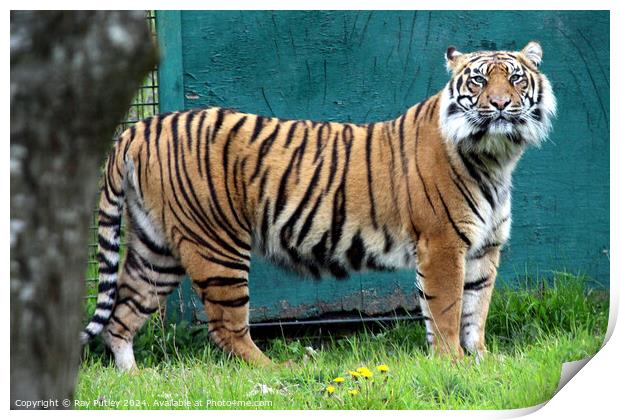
xmin=155 ymin=10 xmax=185 ymax=112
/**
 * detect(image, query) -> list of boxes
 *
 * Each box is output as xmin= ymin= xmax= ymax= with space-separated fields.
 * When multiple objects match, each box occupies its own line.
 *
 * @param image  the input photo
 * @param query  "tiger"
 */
xmin=82 ymin=41 xmax=556 ymax=370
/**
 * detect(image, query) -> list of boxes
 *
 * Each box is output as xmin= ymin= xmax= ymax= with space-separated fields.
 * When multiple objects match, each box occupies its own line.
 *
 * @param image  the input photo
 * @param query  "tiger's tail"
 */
xmin=80 ymin=133 xmax=130 ymax=345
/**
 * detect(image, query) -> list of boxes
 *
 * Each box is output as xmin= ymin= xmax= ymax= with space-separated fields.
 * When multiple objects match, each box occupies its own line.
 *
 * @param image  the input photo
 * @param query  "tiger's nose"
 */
xmin=489 ymin=96 xmax=511 ymax=110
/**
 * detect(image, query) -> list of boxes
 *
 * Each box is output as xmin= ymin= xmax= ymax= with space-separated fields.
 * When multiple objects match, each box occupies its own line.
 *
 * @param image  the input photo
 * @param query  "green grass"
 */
xmin=76 ymin=273 xmax=608 ymax=410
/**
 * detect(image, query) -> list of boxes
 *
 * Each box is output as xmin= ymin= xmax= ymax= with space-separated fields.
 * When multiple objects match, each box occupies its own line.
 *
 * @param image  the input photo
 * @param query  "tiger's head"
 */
xmin=439 ymin=41 xmax=556 ymax=157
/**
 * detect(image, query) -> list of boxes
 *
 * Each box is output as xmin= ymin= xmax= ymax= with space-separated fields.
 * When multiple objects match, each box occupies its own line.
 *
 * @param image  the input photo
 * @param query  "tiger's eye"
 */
xmin=472 ymin=76 xmax=487 ymax=85
xmin=510 ymin=74 xmax=521 ymax=83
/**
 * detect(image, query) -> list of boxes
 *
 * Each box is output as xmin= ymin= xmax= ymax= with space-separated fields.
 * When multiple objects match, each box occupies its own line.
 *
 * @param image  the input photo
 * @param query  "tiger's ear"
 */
xmin=445 ymin=46 xmax=464 ymax=72
xmin=521 ymin=41 xmax=543 ymax=67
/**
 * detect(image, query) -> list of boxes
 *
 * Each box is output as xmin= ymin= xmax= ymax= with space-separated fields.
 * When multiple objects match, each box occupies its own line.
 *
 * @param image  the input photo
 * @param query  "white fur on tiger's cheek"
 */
xmin=438 ymin=88 xmax=475 ymax=144
xmin=534 ymin=74 xmax=557 ymax=139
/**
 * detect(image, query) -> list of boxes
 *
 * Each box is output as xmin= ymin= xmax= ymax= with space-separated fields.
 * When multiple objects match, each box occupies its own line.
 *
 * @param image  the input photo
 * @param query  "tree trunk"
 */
xmin=10 ymin=11 xmax=157 ymax=409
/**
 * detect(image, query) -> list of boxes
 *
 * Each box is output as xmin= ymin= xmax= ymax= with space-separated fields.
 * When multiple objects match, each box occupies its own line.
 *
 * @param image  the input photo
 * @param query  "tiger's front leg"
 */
xmin=460 ymin=246 xmax=500 ymax=356
xmin=416 ymin=236 xmax=466 ymax=358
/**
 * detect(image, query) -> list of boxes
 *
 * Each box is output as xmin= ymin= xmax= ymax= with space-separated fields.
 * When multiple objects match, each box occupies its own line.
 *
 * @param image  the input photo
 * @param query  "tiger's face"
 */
xmin=439 ymin=41 xmax=556 ymax=157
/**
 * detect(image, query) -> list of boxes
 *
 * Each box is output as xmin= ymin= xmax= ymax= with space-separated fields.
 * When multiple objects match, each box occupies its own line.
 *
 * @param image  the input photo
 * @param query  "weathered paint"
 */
xmin=156 ymin=10 xmax=609 ymax=323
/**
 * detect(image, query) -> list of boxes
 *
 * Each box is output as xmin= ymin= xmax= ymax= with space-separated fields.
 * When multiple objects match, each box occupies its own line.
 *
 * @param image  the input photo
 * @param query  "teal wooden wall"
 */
xmin=156 ymin=11 xmax=610 ymax=323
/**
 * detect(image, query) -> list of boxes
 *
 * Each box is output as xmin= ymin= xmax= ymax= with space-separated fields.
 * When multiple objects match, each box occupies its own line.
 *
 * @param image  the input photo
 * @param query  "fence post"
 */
xmin=156 ymin=11 xmax=185 ymax=113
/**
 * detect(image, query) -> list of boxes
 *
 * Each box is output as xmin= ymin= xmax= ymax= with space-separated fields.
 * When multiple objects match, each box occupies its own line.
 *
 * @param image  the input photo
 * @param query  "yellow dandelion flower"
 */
xmin=377 ymin=364 xmax=389 ymax=373
xmin=356 ymin=367 xmax=373 ymax=378
xmin=334 ymin=377 xmax=345 ymax=383
xmin=326 ymin=385 xmax=336 ymax=394
xmin=348 ymin=389 xmax=360 ymax=396
xmin=348 ymin=370 xmax=362 ymax=379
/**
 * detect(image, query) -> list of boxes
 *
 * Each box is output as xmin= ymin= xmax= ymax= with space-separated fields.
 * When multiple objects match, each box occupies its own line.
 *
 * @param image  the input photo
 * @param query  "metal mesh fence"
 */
xmin=85 ymin=11 xmax=159 ymax=302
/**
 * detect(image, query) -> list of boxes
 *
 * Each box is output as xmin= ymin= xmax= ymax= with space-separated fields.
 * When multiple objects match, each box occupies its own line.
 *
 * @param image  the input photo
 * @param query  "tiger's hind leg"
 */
xmin=103 ymin=209 xmax=185 ymax=371
xmin=181 ymin=250 xmax=272 ymax=366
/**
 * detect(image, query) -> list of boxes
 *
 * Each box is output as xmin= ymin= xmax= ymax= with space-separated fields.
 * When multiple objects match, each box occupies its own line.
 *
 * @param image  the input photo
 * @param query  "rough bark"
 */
xmin=10 ymin=11 xmax=157 ymax=408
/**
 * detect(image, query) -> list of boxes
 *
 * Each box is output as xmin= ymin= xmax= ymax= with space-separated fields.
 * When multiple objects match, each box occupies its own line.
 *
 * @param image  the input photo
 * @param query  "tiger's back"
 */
xmin=127 ymin=107 xmax=424 ymax=279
